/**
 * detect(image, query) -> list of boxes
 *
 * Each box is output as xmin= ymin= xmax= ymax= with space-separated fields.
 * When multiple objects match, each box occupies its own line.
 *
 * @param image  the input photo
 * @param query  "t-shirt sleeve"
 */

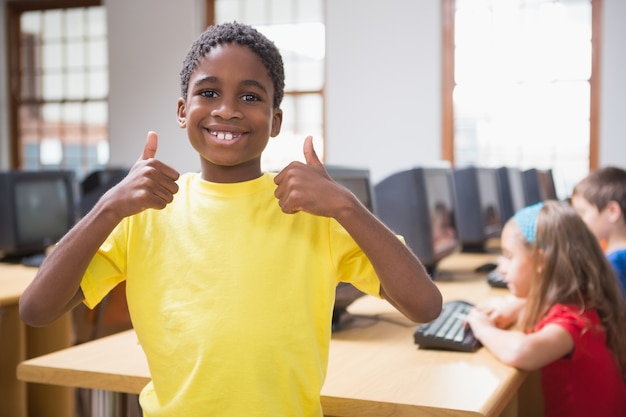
xmin=536 ymin=304 xmax=591 ymax=344
xmin=81 ymin=218 xmax=129 ymax=309
xmin=328 ymin=219 xmax=407 ymax=299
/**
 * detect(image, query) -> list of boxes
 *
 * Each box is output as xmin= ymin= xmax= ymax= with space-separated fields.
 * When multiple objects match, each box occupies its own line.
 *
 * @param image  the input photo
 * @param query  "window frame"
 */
xmin=441 ymin=0 xmax=602 ymax=171
xmin=204 ymin=0 xmax=327 ymax=166
xmin=6 ymin=0 xmax=103 ymax=170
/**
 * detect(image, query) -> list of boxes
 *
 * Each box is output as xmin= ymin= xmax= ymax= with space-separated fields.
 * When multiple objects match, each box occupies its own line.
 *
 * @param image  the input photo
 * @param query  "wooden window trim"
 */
xmin=441 ymin=0 xmax=601 ymax=170
xmin=6 ymin=0 xmax=102 ymax=169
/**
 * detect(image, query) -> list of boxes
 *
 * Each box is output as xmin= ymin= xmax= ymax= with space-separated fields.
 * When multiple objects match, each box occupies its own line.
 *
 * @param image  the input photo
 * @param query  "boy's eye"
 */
xmin=242 ymin=94 xmax=259 ymax=102
xmin=199 ymin=90 xmax=217 ymax=98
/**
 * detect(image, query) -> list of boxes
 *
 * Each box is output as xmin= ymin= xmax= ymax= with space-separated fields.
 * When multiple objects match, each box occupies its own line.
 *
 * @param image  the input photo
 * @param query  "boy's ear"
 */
xmin=177 ymin=98 xmax=187 ymax=128
xmin=606 ymin=200 xmax=623 ymax=223
xmin=270 ymin=108 xmax=283 ymax=137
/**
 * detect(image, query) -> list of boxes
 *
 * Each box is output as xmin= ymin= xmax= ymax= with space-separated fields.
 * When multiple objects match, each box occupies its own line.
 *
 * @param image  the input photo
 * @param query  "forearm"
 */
xmin=470 ymin=322 xmax=534 ymax=368
xmin=335 ymin=203 xmax=442 ymax=323
xmin=19 ymin=200 xmax=123 ymax=326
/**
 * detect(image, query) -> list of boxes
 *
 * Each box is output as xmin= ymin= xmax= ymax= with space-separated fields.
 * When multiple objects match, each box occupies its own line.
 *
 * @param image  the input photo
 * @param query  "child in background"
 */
xmin=466 ymin=201 xmax=626 ymax=417
xmin=571 ymin=166 xmax=626 ymax=293
xmin=19 ymin=22 xmax=442 ymax=417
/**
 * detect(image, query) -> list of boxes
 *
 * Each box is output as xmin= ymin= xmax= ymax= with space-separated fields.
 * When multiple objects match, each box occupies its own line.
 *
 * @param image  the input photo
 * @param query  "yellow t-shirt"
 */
xmin=81 ymin=172 xmax=382 ymax=417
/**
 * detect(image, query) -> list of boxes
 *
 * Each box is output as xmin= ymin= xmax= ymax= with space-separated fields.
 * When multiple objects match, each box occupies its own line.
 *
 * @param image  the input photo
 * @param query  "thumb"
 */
xmin=303 ymin=136 xmax=322 ymax=167
xmin=140 ymin=131 xmax=158 ymax=160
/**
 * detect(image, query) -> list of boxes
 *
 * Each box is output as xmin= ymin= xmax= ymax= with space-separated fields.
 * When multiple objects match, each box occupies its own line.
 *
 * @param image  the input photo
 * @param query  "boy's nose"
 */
xmin=211 ymin=99 xmax=243 ymax=119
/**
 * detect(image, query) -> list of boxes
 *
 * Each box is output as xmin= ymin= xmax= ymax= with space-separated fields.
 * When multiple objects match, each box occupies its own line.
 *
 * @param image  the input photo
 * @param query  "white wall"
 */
xmin=106 ymin=0 xmax=205 ymax=173
xmin=325 ymin=1 xmax=442 ymax=183
xmin=599 ymin=0 xmax=626 ymax=166
xmin=1 ymin=0 xmax=625 ymax=184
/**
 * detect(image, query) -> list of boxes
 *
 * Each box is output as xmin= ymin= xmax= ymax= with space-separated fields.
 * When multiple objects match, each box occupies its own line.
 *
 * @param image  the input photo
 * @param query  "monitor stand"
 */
xmin=331 ymin=307 xmax=354 ymax=332
xmin=331 ymin=283 xmax=367 ymax=332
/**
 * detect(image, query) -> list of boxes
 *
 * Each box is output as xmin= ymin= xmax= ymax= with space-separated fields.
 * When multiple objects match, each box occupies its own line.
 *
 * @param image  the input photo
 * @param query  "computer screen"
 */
xmin=423 ymin=168 xmax=459 ymax=259
xmin=496 ymin=167 xmax=528 ymax=224
xmin=326 ymin=166 xmax=376 ymax=331
xmin=452 ymin=167 xmax=503 ymax=252
xmin=80 ymin=168 xmax=129 ymax=216
xmin=536 ymin=168 xmax=558 ymax=200
xmin=326 ymin=166 xmax=376 ymax=213
xmin=0 ymin=170 xmax=78 ymax=261
xmin=522 ymin=168 xmax=543 ymax=205
xmin=374 ymin=166 xmax=459 ymax=279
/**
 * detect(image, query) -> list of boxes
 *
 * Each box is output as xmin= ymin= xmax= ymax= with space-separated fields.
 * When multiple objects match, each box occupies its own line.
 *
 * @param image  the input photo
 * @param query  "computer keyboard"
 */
xmin=413 ymin=300 xmax=481 ymax=352
xmin=486 ymin=269 xmax=508 ymax=288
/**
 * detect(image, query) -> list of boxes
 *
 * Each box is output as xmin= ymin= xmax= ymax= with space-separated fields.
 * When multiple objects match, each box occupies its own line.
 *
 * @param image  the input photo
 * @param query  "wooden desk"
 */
xmin=0 ymin=263 xmax=74 ymax=417
xmin=16 ymin=274 xmax=542 ymax=417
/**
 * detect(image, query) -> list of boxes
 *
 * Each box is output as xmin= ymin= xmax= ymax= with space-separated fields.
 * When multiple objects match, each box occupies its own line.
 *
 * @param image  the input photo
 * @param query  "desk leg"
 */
xmin=26 ymin=315 xmax=74 ymax=417
xmin=92 ymin=390 xmax=128 ymax=417
xmin=0 ymin=305 xmax=27 ymax=417
xmin=498 ymin=392 xmax=518 ymax=417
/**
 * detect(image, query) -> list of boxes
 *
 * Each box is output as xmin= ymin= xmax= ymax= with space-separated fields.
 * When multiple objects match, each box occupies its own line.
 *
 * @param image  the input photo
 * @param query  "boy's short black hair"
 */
xmin=179 ymin=22 xmax=285 ymax=109
xmin=573 ymin=166 xmax=626 ymax=218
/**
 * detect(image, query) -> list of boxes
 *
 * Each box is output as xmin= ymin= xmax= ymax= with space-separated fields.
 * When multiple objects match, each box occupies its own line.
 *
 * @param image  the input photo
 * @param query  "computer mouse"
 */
xmin=475 ymin=262 xmax=498 ymax=273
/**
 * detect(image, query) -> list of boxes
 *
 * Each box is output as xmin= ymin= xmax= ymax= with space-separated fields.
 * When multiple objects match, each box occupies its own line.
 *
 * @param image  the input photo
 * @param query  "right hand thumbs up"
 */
xmin=140 ymin=131 xmax=159 ymax=160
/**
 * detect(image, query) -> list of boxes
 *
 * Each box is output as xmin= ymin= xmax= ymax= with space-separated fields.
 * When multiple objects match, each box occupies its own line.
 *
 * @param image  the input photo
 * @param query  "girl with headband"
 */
xmin=466 ymin=201 xmax=626 ymax=417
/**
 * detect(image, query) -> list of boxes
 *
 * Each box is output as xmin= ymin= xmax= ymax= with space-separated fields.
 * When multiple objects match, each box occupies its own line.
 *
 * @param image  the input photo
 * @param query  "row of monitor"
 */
xmin=0 ymin=166 xmax=557 ymax=268
xmin=327 ymin=165 xmax=557 ymax=279
xmin=0 ymin=169 xmax=128 ymax=262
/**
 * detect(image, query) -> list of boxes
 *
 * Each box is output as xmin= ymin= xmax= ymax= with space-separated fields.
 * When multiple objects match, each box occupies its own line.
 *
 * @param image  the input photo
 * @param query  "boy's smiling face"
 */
xmin=177 ymin=43 xmax=283 ymax=183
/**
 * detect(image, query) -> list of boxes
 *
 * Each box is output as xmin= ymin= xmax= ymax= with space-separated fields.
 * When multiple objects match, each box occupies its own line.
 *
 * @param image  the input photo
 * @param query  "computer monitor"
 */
xmin=326 ymin=166 xmax=376 ymax=214
xmin=452 ymin=166 xmax=504 ymax=253
xmin=522 ymin=168 xmax=543 ymax=205
xmin=0 ymin=170 xmax=79 ymax=261
xmin=80 ymin=168 xmax=129 ymax=216
xmin=536 ymin=168 xmax=558 ymax=200
xmin=374 ymin=167 xmax=460 ymax=279
xmin=326 ymin=166 xmax=376 ymax=331
xmin=496 ymin=166 xmax=527 ymax=224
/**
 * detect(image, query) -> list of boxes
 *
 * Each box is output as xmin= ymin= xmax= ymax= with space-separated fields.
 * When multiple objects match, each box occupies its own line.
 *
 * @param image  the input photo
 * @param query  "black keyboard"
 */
xmin=413 ymin=300 xmax=481 ymax=352
xmin=486 ymin=269 xmax=508 ymax=288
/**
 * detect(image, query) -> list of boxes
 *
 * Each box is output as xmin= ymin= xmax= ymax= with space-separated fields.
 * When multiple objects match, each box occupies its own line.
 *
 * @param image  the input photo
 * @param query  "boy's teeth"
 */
xmin=217 ymin=132 xmax=233 ymax=141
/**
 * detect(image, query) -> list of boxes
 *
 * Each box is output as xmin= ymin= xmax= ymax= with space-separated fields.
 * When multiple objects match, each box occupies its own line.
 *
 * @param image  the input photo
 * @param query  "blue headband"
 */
xmin=513 ymin=202 xmax=544 ymax=243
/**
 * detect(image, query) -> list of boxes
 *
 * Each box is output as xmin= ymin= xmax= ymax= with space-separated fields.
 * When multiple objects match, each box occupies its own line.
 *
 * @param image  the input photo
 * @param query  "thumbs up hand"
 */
xmin=100 ymin=131 xmax=180 ymax=220
xmin=274 ymin=136 xmax=355 ymax=218
xmin=302 ymin=135 xmax=324 ymax=169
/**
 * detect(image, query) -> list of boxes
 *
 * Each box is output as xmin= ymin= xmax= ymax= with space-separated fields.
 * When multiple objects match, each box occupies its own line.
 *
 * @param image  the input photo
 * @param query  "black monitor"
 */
xmin=80 ymin=168 xmax=129 ymax=216
xmin=506 ymin=167 xmax=527 ymax=213
xmin=452 ymin=166 xmax=504 ymax=253
xmin=0 ymin=170 xmax=79 ymax=261
xmin=536 ymin=168 xmax=558 ymax=200
xmin=374 ymin=167 xmax=460 ymax=280
xmin=522 ymin=168 xmax=543 ymax=205
xmin=496 ymin=167 xmax=527 ymax=224
xmin=326 ymin=166 xmax=376 ymax=214
xmin=326 ymin=166 xmax=376 ymax=331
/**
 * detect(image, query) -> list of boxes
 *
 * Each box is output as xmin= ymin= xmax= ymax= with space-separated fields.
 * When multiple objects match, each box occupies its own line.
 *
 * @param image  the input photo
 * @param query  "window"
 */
xmin=7 ymin=1 xmax=108 ymax=180
xmin=208 ymin=0 xmax=325 ymax=171
xmin=442 ymin=0 xmax=599 ymax=199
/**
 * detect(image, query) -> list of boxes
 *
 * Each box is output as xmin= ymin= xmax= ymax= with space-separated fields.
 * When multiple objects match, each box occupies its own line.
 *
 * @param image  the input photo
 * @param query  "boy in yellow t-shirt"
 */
xmin=19 ymin=22 xmax=442 ymax=417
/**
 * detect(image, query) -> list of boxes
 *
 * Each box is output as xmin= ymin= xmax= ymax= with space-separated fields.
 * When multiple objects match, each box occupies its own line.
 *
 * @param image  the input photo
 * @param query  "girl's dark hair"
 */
xmin=179 ymin=22 xmax=285 ymax=109
xmin=518 ymin=201 xmax=626 ymax=377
